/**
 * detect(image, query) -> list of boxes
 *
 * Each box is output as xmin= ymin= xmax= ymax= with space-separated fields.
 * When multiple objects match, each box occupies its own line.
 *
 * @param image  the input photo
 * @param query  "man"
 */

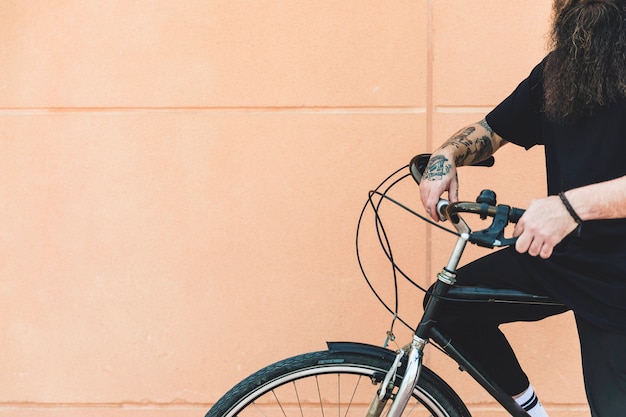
xmin=419 ymin=1 xmax=626 ymax=416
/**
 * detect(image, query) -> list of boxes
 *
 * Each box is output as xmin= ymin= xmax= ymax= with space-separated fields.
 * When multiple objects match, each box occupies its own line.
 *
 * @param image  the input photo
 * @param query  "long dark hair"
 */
xmin=544 ymin=0 xmax=626 ymax=122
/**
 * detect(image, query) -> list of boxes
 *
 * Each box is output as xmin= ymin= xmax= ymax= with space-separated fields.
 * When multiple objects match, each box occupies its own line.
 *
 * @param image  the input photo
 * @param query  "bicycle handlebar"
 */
xmin=442 ymin=201 xmax=526 ymax=224
xmin=410 ymin=154 xmax=525 ymax=248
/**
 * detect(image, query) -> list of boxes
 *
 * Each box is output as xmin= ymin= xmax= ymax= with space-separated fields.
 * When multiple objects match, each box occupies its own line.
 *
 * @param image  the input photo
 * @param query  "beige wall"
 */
xmin=0 ymin=2 xmax=590 ymax=416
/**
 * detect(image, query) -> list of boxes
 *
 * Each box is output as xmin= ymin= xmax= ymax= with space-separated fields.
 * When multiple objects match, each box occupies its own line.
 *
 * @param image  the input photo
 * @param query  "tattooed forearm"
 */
xmin=423 ymin=154 xmax=451 ymax=181
xmin=441 ymin=127 xmax=475 ymax=152
xmin=438 ymin=119 xmax=495 ymax=167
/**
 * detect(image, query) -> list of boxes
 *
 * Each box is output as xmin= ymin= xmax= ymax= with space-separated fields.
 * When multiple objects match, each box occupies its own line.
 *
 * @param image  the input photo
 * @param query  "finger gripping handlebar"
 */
xmin=410 ymin=153 xmax=525 ymax=248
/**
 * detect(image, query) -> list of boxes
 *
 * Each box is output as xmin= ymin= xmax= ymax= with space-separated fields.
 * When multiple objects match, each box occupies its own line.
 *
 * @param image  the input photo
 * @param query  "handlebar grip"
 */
xmin=409 ymin=154 xmax=431 ymax=185
xmin=474 ymin=156 xmax=495 ymax=168
xmin=508 ymin=207 xmax=525 ymax=223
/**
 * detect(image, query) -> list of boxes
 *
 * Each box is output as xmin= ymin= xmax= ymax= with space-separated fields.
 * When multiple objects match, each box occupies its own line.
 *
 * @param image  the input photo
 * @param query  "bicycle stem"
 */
xmin=444 ymin=232 xmax=470 ymax=277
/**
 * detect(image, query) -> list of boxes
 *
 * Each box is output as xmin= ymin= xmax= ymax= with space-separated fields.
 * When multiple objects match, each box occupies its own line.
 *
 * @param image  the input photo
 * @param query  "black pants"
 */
xmin=430 ymin=247 xmax=626 ymax=417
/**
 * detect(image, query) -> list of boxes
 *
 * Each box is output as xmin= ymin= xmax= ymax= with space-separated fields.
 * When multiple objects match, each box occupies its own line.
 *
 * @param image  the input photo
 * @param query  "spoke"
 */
xmin=271 ymin=389 xmax=288 ymax=417
xmin=316 ymin=376 xmax=326 ymax=417
xmin=337 ymin=374 xmax=340 ymax=417
xmin=252 ymin=401 xmax=270 ymax=417
xmin=343 ymin=375 xmax=362 ymax=417
xmin=291 ymin=381 xmax=304 ymax=417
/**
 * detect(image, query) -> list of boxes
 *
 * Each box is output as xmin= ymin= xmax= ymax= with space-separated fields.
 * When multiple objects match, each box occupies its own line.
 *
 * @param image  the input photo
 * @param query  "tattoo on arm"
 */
xmin=439 ymin=119 xmax=494 ymax=166
xmin=479 ymin=118 xmax=493 ymax=134
xmin=441 ymin=127 xmax=475 ymax=152
xmin=423 ymin=155 xmax=451 ymax=181
xmin=472 ymin=135 xmax=494 ymax=163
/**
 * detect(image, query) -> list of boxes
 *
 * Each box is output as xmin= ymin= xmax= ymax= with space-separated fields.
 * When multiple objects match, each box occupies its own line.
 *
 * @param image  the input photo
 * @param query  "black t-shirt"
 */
xmin=485 ymin=57 xmax=626 ymax=333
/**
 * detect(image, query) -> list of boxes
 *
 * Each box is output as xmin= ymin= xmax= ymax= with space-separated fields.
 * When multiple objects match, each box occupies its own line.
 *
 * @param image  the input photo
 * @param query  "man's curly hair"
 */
xmin=544 ymin=0 xmax=626 ymax=123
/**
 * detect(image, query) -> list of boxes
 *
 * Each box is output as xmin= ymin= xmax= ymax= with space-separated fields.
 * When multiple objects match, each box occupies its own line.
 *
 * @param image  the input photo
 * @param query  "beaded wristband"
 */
xmin=558 ymin=192 xmax=583 ymax=237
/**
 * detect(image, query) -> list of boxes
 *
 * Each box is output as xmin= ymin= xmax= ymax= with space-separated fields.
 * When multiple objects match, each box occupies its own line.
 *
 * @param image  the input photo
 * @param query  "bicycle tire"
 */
xmin=206 ymin=344 xmax=471 ymax=417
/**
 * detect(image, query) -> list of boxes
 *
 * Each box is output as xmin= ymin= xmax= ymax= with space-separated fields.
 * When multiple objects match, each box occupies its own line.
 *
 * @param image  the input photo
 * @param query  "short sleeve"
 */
xmin=486 ymin=59 xmax=546 ymax=149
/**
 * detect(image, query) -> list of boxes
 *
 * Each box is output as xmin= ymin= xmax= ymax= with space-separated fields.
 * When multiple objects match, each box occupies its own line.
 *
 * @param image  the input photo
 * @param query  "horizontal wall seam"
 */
xmin=0 ymin=106 xmax=427 ymax=116
xmin=0 ymin=402 xmax=590 ymax=409
xmin=0 ymin=402 xmax=213 ymax=408
xmin=435 ymin=106 xmax=495 ymax=113
xmin=0 ymin=106 xmax=496 ymax=115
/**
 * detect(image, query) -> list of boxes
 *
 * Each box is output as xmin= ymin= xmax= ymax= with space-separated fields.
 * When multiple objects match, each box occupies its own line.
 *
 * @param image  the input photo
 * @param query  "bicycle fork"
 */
xmin=366 ymin=335 xmax=427 ymax=417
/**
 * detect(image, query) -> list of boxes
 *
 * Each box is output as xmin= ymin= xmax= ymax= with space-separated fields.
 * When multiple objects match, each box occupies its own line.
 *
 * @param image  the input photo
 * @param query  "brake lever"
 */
xmin=469 ymin=205 xmax=518 ymax=248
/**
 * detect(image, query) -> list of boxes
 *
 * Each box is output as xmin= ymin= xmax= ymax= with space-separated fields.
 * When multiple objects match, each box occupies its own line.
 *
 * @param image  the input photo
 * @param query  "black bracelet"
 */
xmin=558 ymin=192 xmax=583 ymax=237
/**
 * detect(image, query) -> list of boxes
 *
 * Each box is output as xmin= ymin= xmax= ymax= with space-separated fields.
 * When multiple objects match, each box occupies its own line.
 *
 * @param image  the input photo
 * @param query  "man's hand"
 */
xmin=419 ymin=118 xmax=505 ymax=222
xmin=419 ymin=154 xmax=458 ymax=222
xmin=513 ymin=195 xmax=578 ymax=258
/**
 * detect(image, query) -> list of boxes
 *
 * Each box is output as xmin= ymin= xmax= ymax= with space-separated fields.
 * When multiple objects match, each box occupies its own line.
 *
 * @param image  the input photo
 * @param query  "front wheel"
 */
xmin=206 ymin=344 xmax=471 ymax=417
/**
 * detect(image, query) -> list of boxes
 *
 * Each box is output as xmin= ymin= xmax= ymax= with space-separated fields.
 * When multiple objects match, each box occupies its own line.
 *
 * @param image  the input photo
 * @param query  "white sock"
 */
xmin=515 ymin=385 xmax=548 ymax=417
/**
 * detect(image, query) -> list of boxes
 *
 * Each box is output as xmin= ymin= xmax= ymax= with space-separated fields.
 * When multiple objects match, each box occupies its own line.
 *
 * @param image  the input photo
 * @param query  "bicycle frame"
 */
xmin=372 ymin=231 xmax=530 ymax=416
xmin=370 ymin=191 xmax=563 ymax=417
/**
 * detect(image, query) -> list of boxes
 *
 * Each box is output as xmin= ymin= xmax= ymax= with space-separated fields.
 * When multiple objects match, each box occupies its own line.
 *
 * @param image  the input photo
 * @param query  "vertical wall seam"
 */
xmin=425 ymin=0 xmax=435 ymax=288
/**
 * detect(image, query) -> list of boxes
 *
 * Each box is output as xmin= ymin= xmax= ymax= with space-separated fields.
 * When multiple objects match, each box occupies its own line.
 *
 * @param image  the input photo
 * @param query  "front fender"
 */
xmin=326 ymin=341 xmax=399 ymax=362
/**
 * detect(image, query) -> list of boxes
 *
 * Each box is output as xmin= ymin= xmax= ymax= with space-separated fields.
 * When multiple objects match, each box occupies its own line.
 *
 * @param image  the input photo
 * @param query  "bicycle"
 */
xmin=205 ymin=154 xmax=564 ymax=417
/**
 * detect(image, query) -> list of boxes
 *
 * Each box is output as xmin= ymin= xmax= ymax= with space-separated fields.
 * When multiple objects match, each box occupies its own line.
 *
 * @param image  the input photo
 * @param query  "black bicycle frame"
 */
xmin=418 ymin=278 xmax=532 ymax=417
xmin=416 ymin=264 xmax=563 ymax=417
